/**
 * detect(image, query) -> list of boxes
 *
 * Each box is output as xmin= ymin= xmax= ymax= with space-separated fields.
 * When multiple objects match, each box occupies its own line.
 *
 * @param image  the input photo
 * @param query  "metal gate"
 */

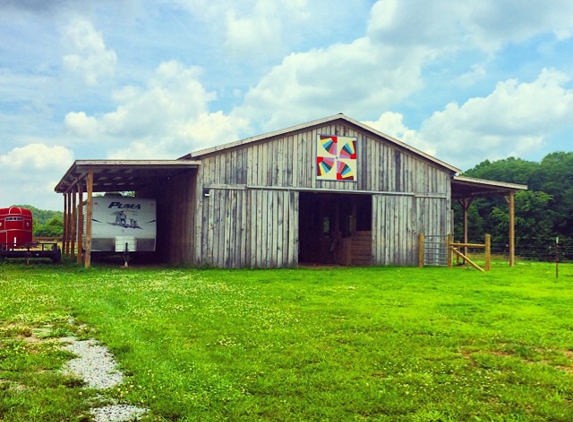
xmin=423 ymin=235 xmax=448 ymax=266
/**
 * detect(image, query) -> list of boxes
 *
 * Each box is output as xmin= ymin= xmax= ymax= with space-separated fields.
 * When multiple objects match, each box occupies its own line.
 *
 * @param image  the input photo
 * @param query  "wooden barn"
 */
xmin=55 ymin=113 xmax=526 ymax=268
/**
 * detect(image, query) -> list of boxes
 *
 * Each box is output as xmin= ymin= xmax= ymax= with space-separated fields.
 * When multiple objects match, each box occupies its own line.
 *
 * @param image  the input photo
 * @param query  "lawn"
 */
xmin=1 ymin=260 xmax=572 ymax=421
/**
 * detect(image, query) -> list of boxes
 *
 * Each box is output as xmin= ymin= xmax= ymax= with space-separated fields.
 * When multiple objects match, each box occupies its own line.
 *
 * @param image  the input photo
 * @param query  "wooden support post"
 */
xmin=457 ymin=197 xmax=474 ymax=264
xmin=85 ymin=171 xmax=94 ymax=268
xmin=71 ymin=187 xmax=77 ymax=259
xmin=447 ymin=233 xmax=453 ymax=269
xmin=485 ymin=234 xmax=491 ymax=272
xmin=76 ymin=181 xmax=84 ymax=265
xmin=418 ymin=233 xmax=424 ymax=268
xmin=66 ymin=192 xmax=73 ymax=256
xmin=62 ymin=194 xmax=68 ymax=256
xmin=508 ymin=191 xmax=515 ymax=267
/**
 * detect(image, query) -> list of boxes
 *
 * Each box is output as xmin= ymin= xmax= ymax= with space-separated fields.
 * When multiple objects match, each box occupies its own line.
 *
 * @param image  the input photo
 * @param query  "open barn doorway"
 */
xmin=299 ymin=192 xmax=372 ymax=266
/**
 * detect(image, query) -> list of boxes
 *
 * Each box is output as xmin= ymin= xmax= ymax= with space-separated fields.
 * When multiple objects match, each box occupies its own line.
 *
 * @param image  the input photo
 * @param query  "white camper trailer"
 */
xmin=84 ymin=195 xmax=156 ymax=253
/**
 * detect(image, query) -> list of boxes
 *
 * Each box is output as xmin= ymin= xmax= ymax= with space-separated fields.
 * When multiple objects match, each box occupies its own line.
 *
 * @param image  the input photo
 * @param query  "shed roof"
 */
xmin=451 ymin=175 xmax=527 ymax=199
xmin=54 ymin=160 xmax=200 ymax=194
xmin=183 ymin=113 xmax=461 ymax=174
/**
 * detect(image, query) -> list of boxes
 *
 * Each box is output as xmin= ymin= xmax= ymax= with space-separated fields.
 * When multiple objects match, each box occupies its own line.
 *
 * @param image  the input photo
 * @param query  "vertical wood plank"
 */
xmin=276 ymin=191 xmax=284 ymax=268
xmin=240 ymin=189 xmax=248 ymax=267
xmin=249 ymin=190 xmax=257 ymax=268
xmin=287 ymin=190 xmax=296 ymax=267
xmin=260 ymin=190 xmax=268 ymax=268
xmin=207 ymin=190 xmax=215 ymax=267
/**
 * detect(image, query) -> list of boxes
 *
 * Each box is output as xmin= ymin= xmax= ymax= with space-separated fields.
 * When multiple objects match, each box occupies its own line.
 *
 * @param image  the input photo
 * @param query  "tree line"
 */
xmin=13 ymin=205 xmax=64 ymax=238
xmin=454 ymin=151 xmax=573 ymax=258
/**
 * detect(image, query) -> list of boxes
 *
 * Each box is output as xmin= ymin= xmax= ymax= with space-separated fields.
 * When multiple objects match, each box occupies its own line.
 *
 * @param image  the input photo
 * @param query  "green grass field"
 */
xmin=1 ymin=260 xmax=572 ymax=421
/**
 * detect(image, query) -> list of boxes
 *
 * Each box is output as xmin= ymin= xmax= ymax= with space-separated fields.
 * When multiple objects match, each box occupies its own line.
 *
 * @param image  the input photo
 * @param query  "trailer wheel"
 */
xmin=51 ymin=245 xmax=62 ymax=264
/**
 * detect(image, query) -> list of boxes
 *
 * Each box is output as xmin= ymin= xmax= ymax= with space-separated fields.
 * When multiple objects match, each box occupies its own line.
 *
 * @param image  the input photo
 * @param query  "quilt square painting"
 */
xmin=316 ymin=135 xmax=357 ymax=181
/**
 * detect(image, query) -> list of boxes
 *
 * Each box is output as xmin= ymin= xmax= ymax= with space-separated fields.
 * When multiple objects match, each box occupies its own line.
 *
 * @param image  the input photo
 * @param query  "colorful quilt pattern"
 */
xmin=316 ymin=135 xmax=357 ymax=181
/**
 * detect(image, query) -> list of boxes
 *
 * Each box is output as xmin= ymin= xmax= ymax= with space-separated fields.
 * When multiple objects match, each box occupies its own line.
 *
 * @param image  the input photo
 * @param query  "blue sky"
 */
xmin=1 ymin=0 xmax=572 ymax=210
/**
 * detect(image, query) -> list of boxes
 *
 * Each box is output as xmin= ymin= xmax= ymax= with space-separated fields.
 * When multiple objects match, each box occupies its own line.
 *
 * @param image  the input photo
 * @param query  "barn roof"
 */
xmin=183 ymin=113 xmax=461 ymax=174
xmin=54 ymin=159 xmax=200 ymax=194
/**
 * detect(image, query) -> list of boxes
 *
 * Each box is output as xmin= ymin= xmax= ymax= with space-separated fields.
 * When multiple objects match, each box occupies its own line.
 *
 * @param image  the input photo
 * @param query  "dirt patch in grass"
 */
xmin=462 ymin=344 xmax=573 ymax=374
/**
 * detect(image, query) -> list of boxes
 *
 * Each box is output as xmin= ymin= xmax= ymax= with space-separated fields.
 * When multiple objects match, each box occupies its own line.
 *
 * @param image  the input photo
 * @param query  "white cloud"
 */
xmin=367 ymin=0 xmax=573 ymax=53
xmin=224 ymin=8 xmax=283 ymax=62
xmin=65 ymin=60 xmax=249 ymax=159
xmin=0 ymin=143 xmax=73 ymax=170
xmin=237 ymin=37 xmax=427 ymax=130
xmin=455 ymin=64 xmax=487 ymax=86
xmin=367 ymin=0 xmax=467 ymax=50
xmin=467 ymin=0 xmax=573 ymax=51
xmin=223 ymin=0 xmax=314 ymax=62
xmin=0 ymin=144 xmax=74 ymax=210
xmin=167 ymin=0 xmax=373 ymax=65
xmin=64 ymin=111 xmax=99 ymax=137
xmin=362 ymin=112 xmax=436 ymax=156
xmin=368 ymin=69 xmax=573 ymax=169
xmin=62 ymin=18 xmax=117 ymax=86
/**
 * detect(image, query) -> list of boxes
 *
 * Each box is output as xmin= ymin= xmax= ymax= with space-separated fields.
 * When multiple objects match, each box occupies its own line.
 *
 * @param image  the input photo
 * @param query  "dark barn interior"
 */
xmin=298 ymin=192 xmax=372 ymax=265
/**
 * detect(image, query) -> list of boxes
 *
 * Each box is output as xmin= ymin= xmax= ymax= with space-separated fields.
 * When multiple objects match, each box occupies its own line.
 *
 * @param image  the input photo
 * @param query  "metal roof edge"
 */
xmin=453 ymin=175 xmax=528 ymax=190
xmin=54 ymin=159 xmax=201 ymax=193
xmin=71 ymin=159 xmax=201 ymax=167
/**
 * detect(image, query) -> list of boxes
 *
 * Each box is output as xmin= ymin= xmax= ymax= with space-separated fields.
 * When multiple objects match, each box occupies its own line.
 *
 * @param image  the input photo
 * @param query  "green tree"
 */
xmin=457 ymin=155 xmax=564 ymax=255
xmin=529 ymin=152 xmax=573 ymax=237
xmin=465 ymin=157 xmax=538 ymax=185
xmin=34 ymin=217 xmax=63 ymax=237
xmin=490 ymin=190 xmax=554 ymax=257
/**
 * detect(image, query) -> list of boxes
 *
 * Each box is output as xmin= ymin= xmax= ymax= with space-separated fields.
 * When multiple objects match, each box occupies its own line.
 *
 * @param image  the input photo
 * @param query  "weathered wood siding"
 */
xmin=372 ymin=195 xmax=450 ymax=266
xmin=248 ymin=189 xmax=298 ymax=268
xmin=195 ymin=187 xmax=298 ymax=268
xmin=195 ymin=121 xmax=452 ymax=268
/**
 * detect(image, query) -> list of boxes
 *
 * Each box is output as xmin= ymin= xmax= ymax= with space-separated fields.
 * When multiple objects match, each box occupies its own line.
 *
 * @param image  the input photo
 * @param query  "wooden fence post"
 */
xmin=485 ymin=234 xmax=491 ymax=272
xmin=447 ymin=234 xmax=453 ymax=269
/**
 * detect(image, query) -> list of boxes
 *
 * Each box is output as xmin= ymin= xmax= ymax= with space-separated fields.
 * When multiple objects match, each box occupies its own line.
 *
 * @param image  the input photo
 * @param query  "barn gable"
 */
xmin=187 ymin=113 xmax=459 ymax=192
xmin=188 ymin=114 xmax=458 ymax=268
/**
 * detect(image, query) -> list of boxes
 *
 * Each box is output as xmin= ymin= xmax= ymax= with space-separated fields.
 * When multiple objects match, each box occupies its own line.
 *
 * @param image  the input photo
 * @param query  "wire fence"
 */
xmin=464 ymin=236 xmax=573 ymax=263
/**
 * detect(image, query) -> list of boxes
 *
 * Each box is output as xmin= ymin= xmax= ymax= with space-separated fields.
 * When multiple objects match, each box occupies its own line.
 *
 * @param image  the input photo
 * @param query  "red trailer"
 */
xmin=0 ymin=206 xmax=61 ymax=263
xmin=0 ymin=206 xmax=33 ymax=246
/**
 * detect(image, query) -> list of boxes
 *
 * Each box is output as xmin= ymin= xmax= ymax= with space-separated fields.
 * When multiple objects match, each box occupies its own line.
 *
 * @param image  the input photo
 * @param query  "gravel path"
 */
xmin=91 ymin=405 xmax=147 ymax=422
xmin=61 ymin=338 xmax=148 ymax=422
xmin=63 ymin=339 xmax=124 ymax=389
